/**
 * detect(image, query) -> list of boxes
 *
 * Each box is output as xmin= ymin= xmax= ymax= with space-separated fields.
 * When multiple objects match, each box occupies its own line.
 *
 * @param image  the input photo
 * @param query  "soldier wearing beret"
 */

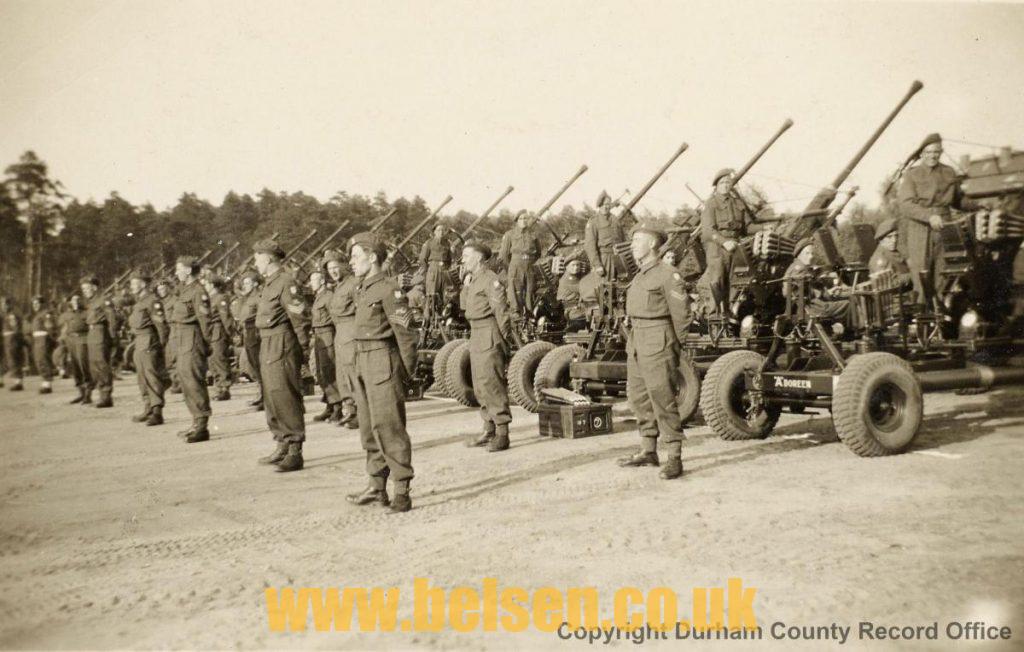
xmin=498 ymin=210 xmax=542 ymax=319
xmin=343 ymin=232 xmax=417 ymax=512
xmin=170 ymin=256 xmax=213 ymax=442
xmin=617 ymin=223 xmax=692 ymax=480
xmin=781 ymin=240 xmax=850 ymax=322
xmin=325 ymin=249 xmax=359 ymax=428
xmin=81 ymin=276 xmax=118 ymax=407
xmin=202 ymin=275 xmax=235 ymax=401
xmin=1 ymin=297 xmax=25 ymax=392
xmin=128 ymin=269 xmax=168 ymax=426
xmin=585 ymin=190 xmax=626 ymax=279
xmin=309 ymin=264 xmax=343 ymax=424
xmin=418 ymin=222 xmax=454 ymax=323
xmin=896 ymin=133 xmax=979 ymax=305
xmin=867 ymin=218 xmax=913 ymax=291
xmin=460 ymin=240 xmax=514 ymax=451
xmin=26 ymin=295 xmax=58 ymax=394
xmin=700 ymin=168 xmax=750 ymax=319
xmin=557 ymin=259 xmax=587 ymax=330
xmin=252 ymin=239 xmax=310 ymax=472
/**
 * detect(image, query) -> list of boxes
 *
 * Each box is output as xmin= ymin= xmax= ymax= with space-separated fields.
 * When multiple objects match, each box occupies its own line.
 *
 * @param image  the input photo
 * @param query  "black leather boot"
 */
xmin=145 ymin=406 xmax=164 ymax=426
xmin=258 ymin=442 xmax=288 ymax=465
xmin=275 ymin=443 xmax=304 ymax=472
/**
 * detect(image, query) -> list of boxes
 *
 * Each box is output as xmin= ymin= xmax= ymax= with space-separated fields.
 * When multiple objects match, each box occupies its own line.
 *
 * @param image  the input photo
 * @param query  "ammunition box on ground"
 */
xmin=537 ymin=403 xmax=613 ymax=439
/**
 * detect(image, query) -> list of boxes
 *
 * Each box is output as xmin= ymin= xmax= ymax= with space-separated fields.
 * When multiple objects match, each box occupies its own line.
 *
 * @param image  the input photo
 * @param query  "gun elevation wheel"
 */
xmin=832 ymin=352 xmax=922 ymax=457
xmin=508 ymin=340 xmax=556 ymax=412
xmin=700 ymin=350 xmax=780 ymax=440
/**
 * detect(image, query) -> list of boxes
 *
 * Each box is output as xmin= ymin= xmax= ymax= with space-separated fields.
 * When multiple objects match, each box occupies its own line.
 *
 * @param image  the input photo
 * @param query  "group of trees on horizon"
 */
xmin=1 ymin=150 xmax=894 ymax=307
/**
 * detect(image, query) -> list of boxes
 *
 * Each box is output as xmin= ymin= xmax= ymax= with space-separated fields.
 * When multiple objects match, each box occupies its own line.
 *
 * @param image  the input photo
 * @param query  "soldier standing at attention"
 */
xmin=617 ymin=224 xmax=692 ymax=480
xmin=460 ymin=240 xmax=514 ymax=451
xmin=128 ymin=269 xmax=168 ymax=426
xmin=170 ymin=256 xmax=213 ymax=443
xmin=343 ymin=232 xmax=417 ymax=513
xmin=418 ymin=223 xmax=453 ymax=322
xmin=252 ymin=240 xmax=310 ymax=472
xmin=27 ymin=295 xmax=58 ymax=394
xmin=498 ymin=210 xmax=542 ymax=318
xmin=203 ymin=276 xmax=234 ymax=401
xmin=584 ymin=191 xmax=626 ymax=279
xmin=82 ymin=276 xmax=117 ymax=408
xmin=326 ymin=249 xmax=359 ymax=428
xmin=700 ymin=168 xmax=749 ymax=318
xmin=63 ymin=293 xmax=92 ymax=403
xmin=309 ymin=266 xmax=342 ymax=424
xmin=2 ymin=300 xmax=25 ymax=392
xmin=154 ymin=278 xmax=179 ymax=394
xmin=896 ymin=133 xmax=978 ymax=305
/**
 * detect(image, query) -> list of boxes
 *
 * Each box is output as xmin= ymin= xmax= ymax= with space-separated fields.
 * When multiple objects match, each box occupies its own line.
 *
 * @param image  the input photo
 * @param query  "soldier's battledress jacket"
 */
xmin=352 ymin=272 xmax=416 ymax=376
xmin=700 ymin=193 xmax=749 ymax=246
xmin=460 ymin=267 xmax=513 ymax=346
xmin=584 ymin=211 xmax=626 ymax=269
xmin=128 ymin=290 xmax=167 ymax=346
xmin=255 ymin=269 xmax=309 ymax=349
xmin=897 ymin=163 xmax=970 ymax=223
xmin=169 ymin=281 xmax=211 ymax=353
xmin=86 ymin=296 xmax=119 ymax=342
xmin=27 ymin=308 xmax=58 ymax=341
xmin=625 ymin=260 xmax=691 ymax=342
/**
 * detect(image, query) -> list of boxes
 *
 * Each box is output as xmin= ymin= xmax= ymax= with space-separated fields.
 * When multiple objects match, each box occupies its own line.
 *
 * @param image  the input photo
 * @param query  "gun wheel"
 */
xmin=700 ymin=350 xmax=780 ymax=440
xmin=432 ymin=338 xmax=466 ymax=397
xmin=444 ymin=340 xmax=478 ymax=408
xmin=508 ymin=341 xmax=556 ymax=412
xmin=534 ymin=344 xmax=585 ymax=396
xmin=677 ymin=354 xmax=701 ymax=424
xmin=832 ymin=352 xmax=922 ymax=457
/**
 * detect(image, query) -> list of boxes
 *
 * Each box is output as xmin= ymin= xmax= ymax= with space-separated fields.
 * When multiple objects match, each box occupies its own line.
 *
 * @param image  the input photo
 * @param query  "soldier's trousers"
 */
xmin=133 ymin=330 xmax=166 ymax=411
xmin=86 ymin=326 xmax=113 ymax=399
xmin=347 ymin=339 xmax=413 ymax=492
xmin=469 ymin=318 xmax=511 ymax=432
xmin=175 ymin=325 xmax=210 ymax=418
xmin=506 ymin=259 xmax=537 ymax=315
xmin=703 ymin=243 xmax=736 ymax=316
xmin=68 ymin=332 xmax=91 ymax=389
xmin=312 ymin=327 xmax=340 ymax=405
xmin=259 ymin=325 xmax=305 ymax=443
xmin=31 ymin=334 xmax=54 ymax=381
xmin=243 ymin=323 xmax=262 ymax=395
xmin=208 ymin=336 xmax=232 ymax=390
xmin=2 ymin=333 xmax=24 ymax=381
xmin=332 ymin=319 xmax=355 ymax=405
xmin=900 ymin=219 xmax=939 ymax=305
xmin=626 ymin=323 xmax=685 ymax=457
xmin=424 ymin=263 xmax=448 ymax=320
xmin=164 ymin=326 xmax=178 ymax=388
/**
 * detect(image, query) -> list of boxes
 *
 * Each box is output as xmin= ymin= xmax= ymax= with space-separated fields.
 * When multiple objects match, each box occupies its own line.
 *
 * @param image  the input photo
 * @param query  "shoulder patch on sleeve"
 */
xmin=394 ymin=290 xmax=403 ymax=299
xmin=154 ymin=302 xmax=161 ymax=310
xmin=290 ymin=285 xmax=298 ymax=295
xmin=494 ymin=280 xmax=501 ymax=288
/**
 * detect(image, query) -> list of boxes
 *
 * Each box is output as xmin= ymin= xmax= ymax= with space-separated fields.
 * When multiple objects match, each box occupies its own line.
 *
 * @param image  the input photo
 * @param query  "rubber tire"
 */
xmin=700 ymin=350 xmax=781 ymax=441
xmin=534 ymin=344 xmax=585 ymax=396
xmin=508 ymin=340 xmax=556 ymax=412
xmin=677 ymin=355 xmax=701 ymax=423
xmin=444 ymin=341 xmax=478 ymax=407
xmin=832 ymin=352 xmax=922 ymax=457
xmin=432 ymin=338 xmax=466 ymax=396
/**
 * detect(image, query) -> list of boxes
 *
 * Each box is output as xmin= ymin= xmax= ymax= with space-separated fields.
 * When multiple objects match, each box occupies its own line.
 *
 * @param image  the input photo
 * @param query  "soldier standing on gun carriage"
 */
xmin=460 ymin=240 xmax=514 ymax=452
xmin=170 ymin=256 xmax=214 ymax=443
xmin=896 ymin=133 xmax=979 ymax=307
xmin=498 ymin=210 xmax=542 ymax=319
xmin=616 ymin=224 xmax=692 ymax=480
xmin=127 ymin=269 xmax=168 ymax=427
xmin=585 ymin=190 xmax=626 ymax=279
xmin=309 ymin=264 xmax=343 ymax=424
xmin=82 ymin=276 xmax=117 ymax=408
xmin=418 ymin=223 xmax=453 ymax=323
xmin=700 ymin=168 xmax=750 ymax=320
xmin=343 ymin=232 xmax=417 ymax=513
xmin=252 ymin=240 xmax=310 ymax=472
xmin=27 ymin=295 xmax=58 ymax=394
xmin=325 ymin=248 xmax=359 ymax=429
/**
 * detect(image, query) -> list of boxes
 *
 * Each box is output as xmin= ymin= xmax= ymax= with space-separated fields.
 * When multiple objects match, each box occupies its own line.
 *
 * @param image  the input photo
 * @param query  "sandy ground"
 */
xmin=0 ymin=372 xmax=1022 ymax=651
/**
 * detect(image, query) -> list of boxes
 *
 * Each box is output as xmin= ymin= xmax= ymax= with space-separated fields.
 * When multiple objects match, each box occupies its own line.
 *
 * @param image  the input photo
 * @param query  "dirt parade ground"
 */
xmin=0 ymin=373 xmax=1020 ymax=650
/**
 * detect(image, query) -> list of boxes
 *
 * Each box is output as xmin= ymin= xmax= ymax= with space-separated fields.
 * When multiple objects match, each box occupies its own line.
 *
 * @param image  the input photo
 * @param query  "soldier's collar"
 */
xmin=639 ymin=259 xmax=660 ymax=273
xmin=361 ymin=271 xmax=385 ymax=287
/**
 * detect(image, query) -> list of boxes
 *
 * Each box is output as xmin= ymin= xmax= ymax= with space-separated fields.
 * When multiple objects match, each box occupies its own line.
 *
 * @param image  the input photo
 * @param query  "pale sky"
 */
xmin=1 ymin=0 xmax=1022 ymax=217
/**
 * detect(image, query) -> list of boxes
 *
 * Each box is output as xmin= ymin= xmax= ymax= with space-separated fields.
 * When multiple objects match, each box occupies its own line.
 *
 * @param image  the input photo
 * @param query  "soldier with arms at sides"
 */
xmin=26 ymin=295 xmax=58 ymax=394
xmin=127 ymin=269 xmax=168 ymax=426
xmin=170 ymin=256 xmax=214 ymax=443
xmin=252 ymin=240 xmax=310 ymax=472
xmin=498 ymin=210 xmax=543 ymax=319
xmin=82 ymin=276 xmax=118 ymax=408
xmin=309 ymin=265 xmax=343 ymax=424
xmin=418 ymin=222 xmax=454 ymax=323
xmin=325 ymin=248 xmax=359 ymax=429
xmin=584 ymin=190 xmax=626 ymax=279
xmin=616 ymin=224 xmax=692 ymax=480
xmin=202 ymin=275 xmax=235 ymax=401
xmin=460 ymin=240 xmax=514 ymax=452
xmin=343 ymin=232 xmax=418 ymax=513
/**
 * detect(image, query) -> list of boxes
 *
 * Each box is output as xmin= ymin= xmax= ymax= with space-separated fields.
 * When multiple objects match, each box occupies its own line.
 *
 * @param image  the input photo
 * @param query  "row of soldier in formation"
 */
xmin=0 ymin=132 xmax=967 ymax=512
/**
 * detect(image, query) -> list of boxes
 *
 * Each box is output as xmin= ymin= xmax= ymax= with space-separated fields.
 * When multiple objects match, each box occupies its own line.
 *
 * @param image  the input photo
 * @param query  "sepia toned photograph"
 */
xmin=0 ymin=0 xmax=1022 ymax=649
